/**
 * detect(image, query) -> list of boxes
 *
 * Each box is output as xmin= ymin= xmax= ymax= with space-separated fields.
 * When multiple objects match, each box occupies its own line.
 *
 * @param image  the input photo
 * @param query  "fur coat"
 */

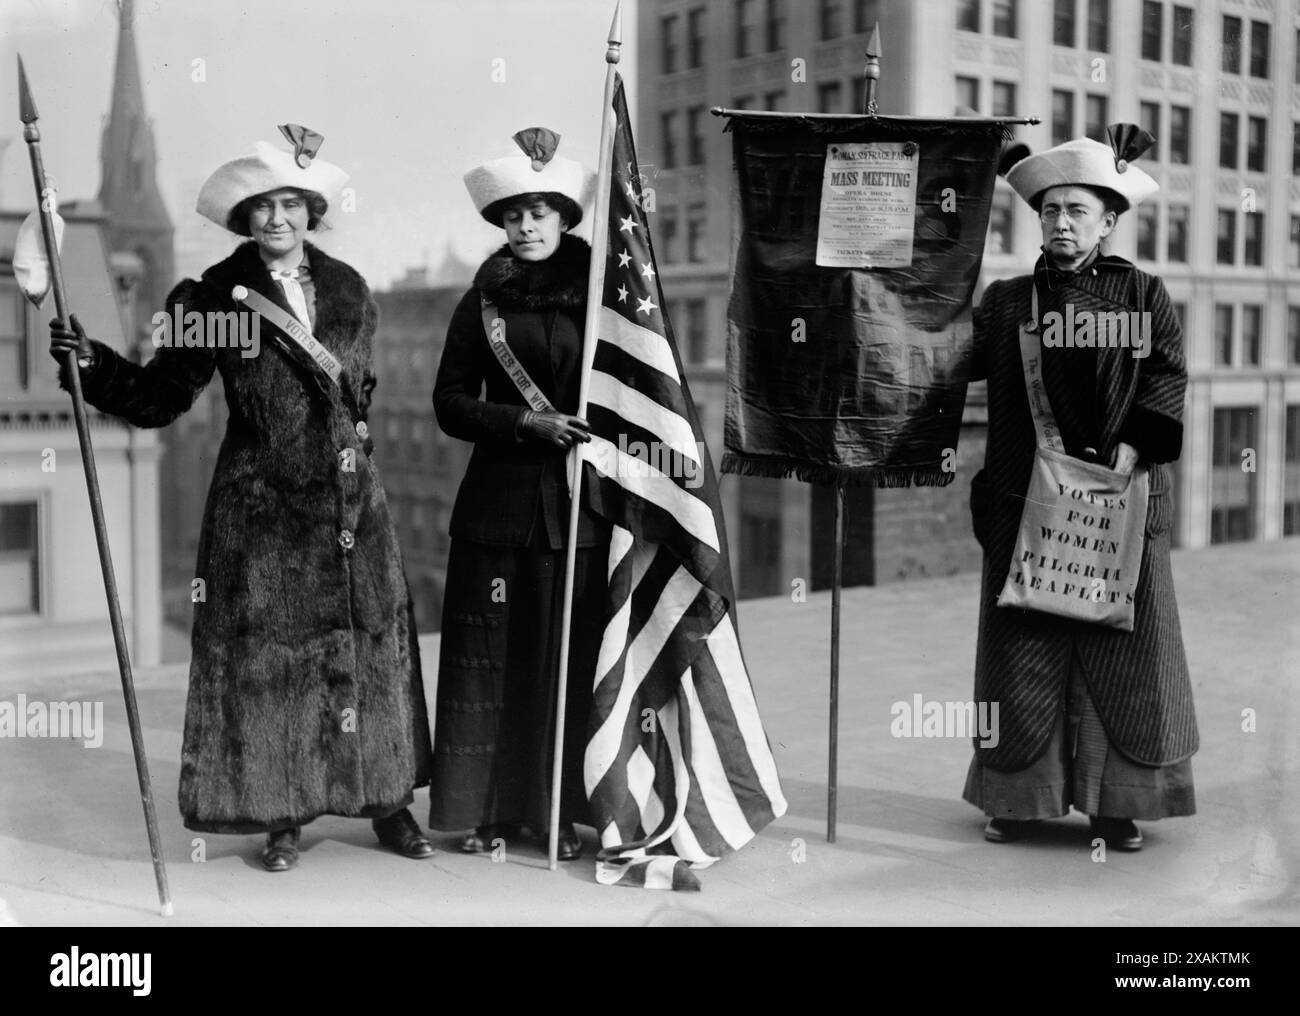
xmin=66 ymin=240 xmax=432 ymax=833
xmin=968 ymin=254 xmax=1197 ymax=773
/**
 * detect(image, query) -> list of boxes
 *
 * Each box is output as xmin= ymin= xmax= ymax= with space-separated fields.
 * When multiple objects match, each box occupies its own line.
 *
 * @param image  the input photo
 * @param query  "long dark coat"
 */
xmin=66 ymin=240 xmax=432 ymax=833
xmin=968 ymin=254 xmax=1197 ymax=772
xmin=429 ymin=233 xmax=608 ymax=831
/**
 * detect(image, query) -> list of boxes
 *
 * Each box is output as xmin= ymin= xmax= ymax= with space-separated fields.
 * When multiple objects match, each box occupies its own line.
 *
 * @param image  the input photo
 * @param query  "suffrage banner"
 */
xmin=721 ymin=113 xmax=1014 ymax=487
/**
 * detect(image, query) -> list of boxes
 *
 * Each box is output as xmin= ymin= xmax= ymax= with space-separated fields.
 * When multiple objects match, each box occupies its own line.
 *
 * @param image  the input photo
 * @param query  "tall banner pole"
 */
xmin=17 ymin=56 xmax=172 ymax=916
xmin=826 ymin=24 xmax=883 ymax=843
xmin=547 ymin=0 xmax=622 ymax=871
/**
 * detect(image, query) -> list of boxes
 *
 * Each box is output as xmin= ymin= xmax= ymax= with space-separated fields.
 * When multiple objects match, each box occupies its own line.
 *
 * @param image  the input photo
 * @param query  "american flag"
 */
xmin=578 ymin=74 xmax=787 ymax=890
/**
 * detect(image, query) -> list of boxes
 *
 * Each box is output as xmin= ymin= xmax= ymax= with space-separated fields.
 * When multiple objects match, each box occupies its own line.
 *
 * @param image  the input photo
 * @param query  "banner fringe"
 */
xmin=721 ymin=453 xmax=955 ymax=488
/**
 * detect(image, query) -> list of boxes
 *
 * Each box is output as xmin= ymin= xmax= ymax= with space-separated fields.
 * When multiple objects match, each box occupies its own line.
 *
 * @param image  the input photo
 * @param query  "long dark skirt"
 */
xmin=428 ymin=532 xmax=609 ymax=832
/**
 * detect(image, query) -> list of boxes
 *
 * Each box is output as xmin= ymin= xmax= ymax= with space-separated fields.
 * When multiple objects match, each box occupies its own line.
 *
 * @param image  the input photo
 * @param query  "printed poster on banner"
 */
xmin=815 ymin=141 xmax=920 ymax=268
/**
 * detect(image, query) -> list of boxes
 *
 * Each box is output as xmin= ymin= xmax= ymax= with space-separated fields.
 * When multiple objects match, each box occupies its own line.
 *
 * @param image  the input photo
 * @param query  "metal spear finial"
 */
xmin=18 ymin=55 xmax=39 ymax=125
xmin=607 ymin=0 xmax=623 ymax=65
xmin=863 ymin=23 xmax=881 ymax=116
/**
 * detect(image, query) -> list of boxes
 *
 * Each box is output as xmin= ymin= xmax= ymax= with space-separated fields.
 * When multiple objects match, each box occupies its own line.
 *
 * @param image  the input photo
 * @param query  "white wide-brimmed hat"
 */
xmin=1006 ymin=124 xmax=1158 ymax=213
xmin=196 ymin=125 xmax=349 ymax=233
xmin=464 ymin=127 xmax=596 ymax=227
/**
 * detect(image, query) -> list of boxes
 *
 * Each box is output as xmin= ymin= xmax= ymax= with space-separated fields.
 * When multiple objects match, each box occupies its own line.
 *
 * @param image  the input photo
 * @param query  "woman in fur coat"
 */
xmin=50 ymin=131 xmax=434 ymax=872
xmin=430 ymin=129 xmax=605 ymax=859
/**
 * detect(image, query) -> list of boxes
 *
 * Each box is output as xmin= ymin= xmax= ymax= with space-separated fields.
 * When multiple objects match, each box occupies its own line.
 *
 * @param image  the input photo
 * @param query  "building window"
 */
xmin=1221 ymin=15 xmax=1242 ymax=75
xmin=1246 ymin=117 xmax=1267 ymax=172
xmin=686 ymin=8 xmax=705 ymax=68
xmin=735 ymin=0 xmax=757 ymax=58
xmin=1296 ymin=29 xmax=1300 ymax=85
xmin=957 ymin=0 xmax=980 ymax=33
xmin=1085 ymin=94 xmax=1108 ymax=141
xmin=1169 ymin=106 xmax=1190 ymax=164
xmin=987 ymin=188 xmax=1014 ymax=255
xmin=1216 ymin=209 xmax=1236 ymax=264
xmin=1243 ymin=212 xmax=1263 ymax=267
xmin=1248 ymin=20 xmax=1269 ymax=79
xmin=766 ymin=0 xmax=787 ymax=51
xmin=0 ymin=502 xmax=39 ymax=615
xmin=1219 ymin=112 xmax=1239 ymax=169
xmin=687 ymin=106 xmax=705 ymax=165
xmin=1241 ymin=305 xmax=1261 ymax=366
xmin=1171 ymin=6 xmax=1194 ymax=65
xmin=990 ymin=0 xmax=1016 ymax=37
xmin=1167 ymin=204 xmax=1188 ymax=262
xmin=991 ymin=81 xmax=1016 ymax=117
xmin=1214 ymin=304 xmax=1233 ymax=366
xmin=763 ymin=88 xmax=786 ymax=111
xmin=955 ymin=75 xmax=980 ymax=112
xmin=1285 ymin=406 xmax=1300 ymax=536
xmin=683 ymin=298 xmax=708 ymax=364
xmin=686 ymin=203 xmax=706 ymax=262
xmin=820 ymin=0 xmax=844 ymax=40
xmin=817 ymin=81 xmax=843 ymax=113
xmin=1290 ymin=307 xmax=1300 ymax=365
xmin=1136 ymin=204 xmax=1158 ymax=261
xmin=0 ymin=273 xmax=30 ymax=392
xmin=1139 ymin=102 xmax=1160 ymax=156
xmin=1053 ymin=0 xmax=1075 ymax=47
xmin=1210 ymin=407 xmax=1257 ymax=543
xmin=1141 ymin=1 xmax=1163 ymax=60
xmin=658 ymin=207 xmax=679 ymax=264
xmin=660 ymin=111 xmax=678 ymax=169
xmin=1086 ymin=0 xmax=1108 ymax=51
xmin=1291 ymin=216 xmax=1300 ymax=269
xmin=1051 ymin=90 xmax=1074 ymax=146
xmin=661 ymin=14 xmax=678 ymax=74
xmin=732 ymin=94 xmax=753 ymax=110
xmin=854 ymin=0 xmax=875 ymax=33
xmin=1294 ymin=123 xmax=1300 ymax=175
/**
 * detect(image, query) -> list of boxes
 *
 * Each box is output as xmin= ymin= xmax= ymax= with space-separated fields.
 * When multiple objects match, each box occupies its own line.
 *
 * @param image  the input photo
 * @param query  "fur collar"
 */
xmin=473 ymin=233 xmax=591 ymax=312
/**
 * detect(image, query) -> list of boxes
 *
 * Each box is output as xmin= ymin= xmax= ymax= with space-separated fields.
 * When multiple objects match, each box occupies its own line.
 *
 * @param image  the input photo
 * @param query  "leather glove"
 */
xmin=518 ymin=410 xmax=592 ymax=449
xmin=49 ymin=314 xmax=97 ymax=369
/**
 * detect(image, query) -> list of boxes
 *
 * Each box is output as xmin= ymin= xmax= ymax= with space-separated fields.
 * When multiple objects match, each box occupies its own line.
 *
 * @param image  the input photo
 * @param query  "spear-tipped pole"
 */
xmin=18 ymin=55 xmax=172 ymax=917
xmin=862 ymin=23 xmax=881 ymax=116
xmin=547 ymin=0 xmax=622 ymax=871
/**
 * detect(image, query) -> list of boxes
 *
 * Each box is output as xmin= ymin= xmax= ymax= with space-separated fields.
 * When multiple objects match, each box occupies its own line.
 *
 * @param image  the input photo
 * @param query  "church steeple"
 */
xmin=98 ymin=0 xmax=174 ymax=330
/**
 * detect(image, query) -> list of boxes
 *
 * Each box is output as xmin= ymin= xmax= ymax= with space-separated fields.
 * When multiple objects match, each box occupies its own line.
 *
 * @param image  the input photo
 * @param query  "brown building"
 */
xmin=638 ymin=0 xmax=1300 ymax=598
xmin=369 ymin=284 xmax=475 ymax=633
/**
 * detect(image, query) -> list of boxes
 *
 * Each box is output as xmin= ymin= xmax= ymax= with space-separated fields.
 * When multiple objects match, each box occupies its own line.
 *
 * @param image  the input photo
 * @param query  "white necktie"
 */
xmin=269 ymin=267 xmax=311 ymax=328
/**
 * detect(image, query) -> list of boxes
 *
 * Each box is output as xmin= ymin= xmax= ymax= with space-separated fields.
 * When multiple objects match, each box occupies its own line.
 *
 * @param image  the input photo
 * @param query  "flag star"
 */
xmin=619 ymin=214 xmax=638 ymax=234
xmin=617 ymin=249 xmax=632 ymax=268
xmin=636 ymin=296 xmax=658 ymax=316
xmin=639 ymin=261 xmax=656 ymax=281
xmin=617 ymin=284 xmax=629 ymax=303
xmin=624 ymin=179 xmax=639 ymax=201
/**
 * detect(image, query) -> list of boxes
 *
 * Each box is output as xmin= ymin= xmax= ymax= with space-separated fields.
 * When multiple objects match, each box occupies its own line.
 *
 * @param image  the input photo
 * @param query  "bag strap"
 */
xmin=480 ymin=298 xmax=556 ymax=413
xmin=1017 ymin=282 xmax=1066 ymax=453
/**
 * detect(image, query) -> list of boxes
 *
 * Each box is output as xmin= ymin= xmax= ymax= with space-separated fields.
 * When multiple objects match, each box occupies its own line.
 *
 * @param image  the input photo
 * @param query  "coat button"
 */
xmin=355 ymin=420 xmax=369 ymax=440
xmin=338 ymin=528 xmax=355 ymax=550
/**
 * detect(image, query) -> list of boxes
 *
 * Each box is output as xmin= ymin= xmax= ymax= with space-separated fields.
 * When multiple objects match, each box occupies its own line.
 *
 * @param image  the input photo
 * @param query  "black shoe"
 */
xmin=458 ymin=823 xmax=517 ymax=854
xmin=373 ymin=808 xmax=435 ymax=859
xmin=983 ymin=818 xmax=1038 ymax=843
xmin=555 ymin=823 xmax=583 ymax=861
xmin=262 ymin=827 xmax=300 ymax=872
xmin=1090 ymin=816 xmax=1143 ymax=851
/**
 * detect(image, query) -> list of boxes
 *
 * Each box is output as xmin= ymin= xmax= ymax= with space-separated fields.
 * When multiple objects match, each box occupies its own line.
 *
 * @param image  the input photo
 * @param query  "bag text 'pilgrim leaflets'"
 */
xmin=816 ymin=141 xmax=919 ymax=268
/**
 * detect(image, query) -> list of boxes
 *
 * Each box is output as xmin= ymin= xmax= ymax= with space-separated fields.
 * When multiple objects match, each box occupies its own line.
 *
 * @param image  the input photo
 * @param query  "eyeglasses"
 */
xmin=1039 ymin=207 xmax=1099 ymax=223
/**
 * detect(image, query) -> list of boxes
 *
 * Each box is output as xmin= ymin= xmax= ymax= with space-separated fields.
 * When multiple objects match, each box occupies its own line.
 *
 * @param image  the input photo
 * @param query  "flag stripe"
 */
xmin=588 ymin=366 xmax=700 ymax=467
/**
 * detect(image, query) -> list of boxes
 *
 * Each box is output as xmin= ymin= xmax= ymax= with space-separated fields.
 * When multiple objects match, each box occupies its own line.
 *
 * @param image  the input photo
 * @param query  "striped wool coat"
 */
xmin=967 ymin=253 xmax=1197 ymax=772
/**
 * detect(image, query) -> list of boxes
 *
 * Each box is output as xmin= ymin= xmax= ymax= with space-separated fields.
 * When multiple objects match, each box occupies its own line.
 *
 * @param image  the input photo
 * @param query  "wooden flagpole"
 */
xmin=827 ymin=24 xmax=883 ymax=843
xmin=18 ymin=56 xmax=172 ymax=916
xmin=547 ymin=0 xmax=622 ymax=871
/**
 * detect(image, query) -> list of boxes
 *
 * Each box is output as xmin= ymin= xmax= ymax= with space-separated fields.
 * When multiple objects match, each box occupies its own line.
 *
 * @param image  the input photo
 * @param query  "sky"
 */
xmin=0 ymin=0 xmax=638 ymax=287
